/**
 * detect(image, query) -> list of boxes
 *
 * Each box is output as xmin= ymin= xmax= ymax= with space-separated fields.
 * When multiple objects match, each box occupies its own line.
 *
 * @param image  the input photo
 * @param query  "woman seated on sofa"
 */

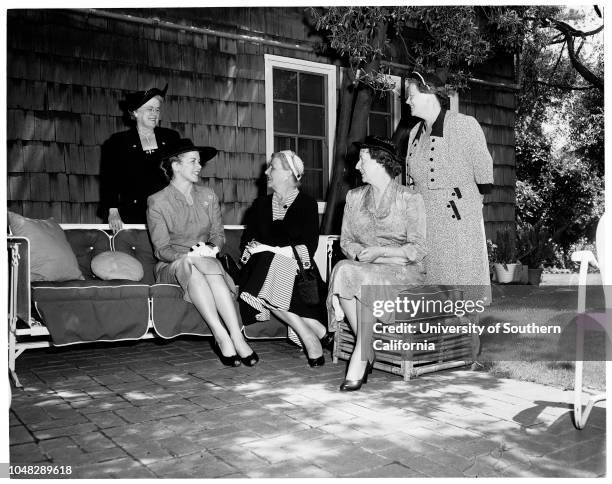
xmin=147 ymin=139 xmax=258 ymax=367
xmin=327 ymin=137 xmax=427 ymax=391
xmin=238 ymin=150 xmax=332 ymax=367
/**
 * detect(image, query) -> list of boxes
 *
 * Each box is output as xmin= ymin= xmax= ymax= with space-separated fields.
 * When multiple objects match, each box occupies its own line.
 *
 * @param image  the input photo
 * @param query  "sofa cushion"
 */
xmin=8 ymin=212 xmax=84 ymax=282
xmin=64 ymin=229 xmax=112 ymax=279
xmin=149 ymin=284 xmax=213 ymax=338
xmin=91 ymin=251 xmax=144 ymax=281
xmin=32 ymin=281 xmax=150 ymax=345
xmin=113 ymin=229 xmax=157 ymax=285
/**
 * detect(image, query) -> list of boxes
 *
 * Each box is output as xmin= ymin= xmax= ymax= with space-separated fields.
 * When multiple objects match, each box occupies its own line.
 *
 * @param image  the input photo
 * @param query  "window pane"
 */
xmin=274 ymin=102 xmax=297 ymax=134
xmin=273 ymin=68 xmax=297 ymax=101
xmin=371 ymin=92 xmax=390 ymax=112
xmin=368 ymin=113 xmax=391 ymax=138
xmin=299 ymin=106 xmax=325 ymax=136
xmin=298 ymin=138 xmax=323 ymax=169
xmin=300 ymin=169 xmax=324 ymax=200
xmin=299 ymin=73 xmax=324 ymax=105
xmin=274 ymin=136 xmax=296 ymax=152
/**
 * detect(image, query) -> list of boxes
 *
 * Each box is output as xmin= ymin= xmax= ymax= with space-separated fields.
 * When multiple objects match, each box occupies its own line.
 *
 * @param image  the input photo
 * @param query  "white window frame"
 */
xmin=264 ymin=54 xmax=337 ymax=213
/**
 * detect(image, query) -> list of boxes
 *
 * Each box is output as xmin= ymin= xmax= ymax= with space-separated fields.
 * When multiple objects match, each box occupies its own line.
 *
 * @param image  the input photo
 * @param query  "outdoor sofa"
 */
xmin=7 ymin=221 xmax=336 ymax=387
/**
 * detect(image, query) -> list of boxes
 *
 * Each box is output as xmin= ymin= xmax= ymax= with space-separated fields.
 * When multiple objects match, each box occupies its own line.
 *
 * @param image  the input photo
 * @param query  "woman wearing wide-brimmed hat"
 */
xmin=147 ymin=139 xmax=258 ymax=367
xmin=100 ymin=84 xmax=180 ymax=231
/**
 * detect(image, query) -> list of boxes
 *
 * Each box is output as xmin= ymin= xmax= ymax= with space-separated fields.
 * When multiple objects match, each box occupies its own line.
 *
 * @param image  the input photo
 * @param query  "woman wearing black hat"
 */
xmin=327 ymin=137 xmax=427 ymax=391
xmin=100 ymin=84 xmax=180 ymax=232
xmin=400 ymin=72 xmax=493 ymax=305
xmin=147 ymin=139 xmax=258 ymax=367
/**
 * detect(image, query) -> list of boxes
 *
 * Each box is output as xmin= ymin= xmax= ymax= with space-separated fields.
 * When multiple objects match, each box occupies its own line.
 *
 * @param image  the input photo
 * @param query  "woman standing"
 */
xmin=239 ymin=151 xmax=331 ymax=367
xmin=402 ymin=72 xmax=493 ymax=304
xmin=328 ymin=137 xmax=427 ymax=391
xmin=147 ymin=139 xmax=258 ymax=367
xmin=100 ymin=84 xmax=180 ymax=231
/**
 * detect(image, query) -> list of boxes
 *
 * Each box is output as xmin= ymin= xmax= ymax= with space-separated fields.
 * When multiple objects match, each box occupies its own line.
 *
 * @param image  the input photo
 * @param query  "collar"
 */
xmin=272 ymin=187 xmax=299 ymax=208
xmin=430 ymin=108 xmax=447 ymax=137
xmin=168 ymin=182 xmax=194 ymax=203
xmin=363 ymin=179 xmax=398 ymax=218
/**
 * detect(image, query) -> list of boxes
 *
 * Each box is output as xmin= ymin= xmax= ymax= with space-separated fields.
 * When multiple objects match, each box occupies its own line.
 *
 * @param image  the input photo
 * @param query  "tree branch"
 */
xmin=550 ymin=19 xmax=603 ymax=90
xmin=535 ymin=80 xmax=598 ymax=91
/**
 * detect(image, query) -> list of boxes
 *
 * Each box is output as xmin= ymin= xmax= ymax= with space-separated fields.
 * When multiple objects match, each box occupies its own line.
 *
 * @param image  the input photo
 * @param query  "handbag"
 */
xmin=217 ymin=252 xmax=241 ymax=284
xmin=291 ymin=246 xmax=321 ymax=306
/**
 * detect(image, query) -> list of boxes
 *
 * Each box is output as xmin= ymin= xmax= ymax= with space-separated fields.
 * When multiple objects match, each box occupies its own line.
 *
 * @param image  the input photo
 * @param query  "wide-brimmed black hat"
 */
xmin=126 ymin=83 xmax=168 ymax=112
xmin=353 ymin=136 xmax=400 ymax=162
xmin=162 ymin=138 xmax=218 ymax=163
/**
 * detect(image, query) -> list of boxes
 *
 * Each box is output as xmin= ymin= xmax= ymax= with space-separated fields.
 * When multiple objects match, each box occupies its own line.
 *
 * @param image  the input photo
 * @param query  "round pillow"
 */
xmin=91 ymin=251 xmax=144 ymax=281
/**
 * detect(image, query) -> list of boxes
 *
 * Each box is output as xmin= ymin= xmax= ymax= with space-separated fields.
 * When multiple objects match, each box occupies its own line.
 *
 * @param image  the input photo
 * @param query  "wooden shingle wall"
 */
xmin=7 ymin=8 xmax=328 ymax=224
xmin=460 ymin=56 xmax=517 ymax=240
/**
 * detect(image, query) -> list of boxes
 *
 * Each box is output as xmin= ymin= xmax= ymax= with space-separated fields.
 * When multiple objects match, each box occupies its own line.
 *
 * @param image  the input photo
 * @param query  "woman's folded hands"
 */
xmin=188 ymin=242 xmax=219 ymax=258
xmin=246 ymin=241 xmax=293 ymax=259
xmin=357 ymin=246 xmax=412 ymax=264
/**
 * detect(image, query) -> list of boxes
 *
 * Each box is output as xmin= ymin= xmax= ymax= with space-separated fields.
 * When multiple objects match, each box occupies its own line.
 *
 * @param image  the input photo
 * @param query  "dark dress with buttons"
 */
xmin=405 ymin=109 xmax=493 ymax=303
xmin=99 ymin=127 xmax=180 ymax=224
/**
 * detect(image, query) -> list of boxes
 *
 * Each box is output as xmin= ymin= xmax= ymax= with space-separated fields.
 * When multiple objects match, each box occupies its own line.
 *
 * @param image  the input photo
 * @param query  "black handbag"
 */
xmin=291 ymin=246 xmax=321 ymax=306
xmin=217 ymin=252 xmax=241 ymax=284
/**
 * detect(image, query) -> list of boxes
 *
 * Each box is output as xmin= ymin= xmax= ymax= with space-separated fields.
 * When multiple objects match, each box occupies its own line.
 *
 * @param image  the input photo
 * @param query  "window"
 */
xmin=265 ymin=55 xmax=336 ymax=205
xmin=367 ymin=75 xmax=402 ymax=137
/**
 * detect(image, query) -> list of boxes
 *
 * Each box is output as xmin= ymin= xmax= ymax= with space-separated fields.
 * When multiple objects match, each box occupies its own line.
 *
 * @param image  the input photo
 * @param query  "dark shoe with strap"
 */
xmin=213 ymin=341 xmax=241 ymax=367
xmin=320 ymin=331 xmax=335 ymax=351
xmin=240 ymin=351 xmax=260 ymax=367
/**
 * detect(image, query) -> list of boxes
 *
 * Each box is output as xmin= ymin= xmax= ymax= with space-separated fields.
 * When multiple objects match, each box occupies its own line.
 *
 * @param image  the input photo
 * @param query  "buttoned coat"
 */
xmin=406 ymin=109 xmax=493 ymax=303
xmin=99 ymin=126 xmax=180 ymax=223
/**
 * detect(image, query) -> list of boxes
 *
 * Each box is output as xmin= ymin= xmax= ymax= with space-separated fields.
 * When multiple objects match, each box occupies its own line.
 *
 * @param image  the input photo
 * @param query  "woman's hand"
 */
xmin=247 ymin=241 xmax=276 ymax=255
xmin=357 ymin=247 xmax=385 ymax=262
xmin=108 ymin=208 xmax=123 ymax=234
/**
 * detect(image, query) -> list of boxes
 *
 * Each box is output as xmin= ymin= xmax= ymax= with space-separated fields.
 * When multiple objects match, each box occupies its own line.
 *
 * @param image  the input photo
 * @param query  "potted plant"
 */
xmin=492 ymin=228 xmax=520 ymax=283
xmin=517 ymin=224 xmax=554 ymax=286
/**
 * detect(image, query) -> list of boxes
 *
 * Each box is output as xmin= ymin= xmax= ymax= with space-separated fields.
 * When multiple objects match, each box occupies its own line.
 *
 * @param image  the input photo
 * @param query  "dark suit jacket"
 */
xmin=99 ymin=126 xmax=180 ymax=223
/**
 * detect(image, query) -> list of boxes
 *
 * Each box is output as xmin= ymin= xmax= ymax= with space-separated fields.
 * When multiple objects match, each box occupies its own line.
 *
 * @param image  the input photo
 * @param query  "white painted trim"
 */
xmin=388 ymin=74 xmax=402 ymax=130
xmin=264 ymin=54 xmax=337 ymax=198
xmin=449 ymin=89 xmax=459 ymax=112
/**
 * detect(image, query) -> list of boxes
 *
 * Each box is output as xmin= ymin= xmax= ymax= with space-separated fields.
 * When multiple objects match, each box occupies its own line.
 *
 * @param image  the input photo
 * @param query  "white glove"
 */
xmin=188 ymin=242 xmax=219 ymax=258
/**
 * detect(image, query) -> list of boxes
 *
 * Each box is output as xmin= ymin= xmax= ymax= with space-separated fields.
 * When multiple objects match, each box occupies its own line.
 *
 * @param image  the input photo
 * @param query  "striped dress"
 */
xmin=238 ymin=190 xmax=324 ymax=323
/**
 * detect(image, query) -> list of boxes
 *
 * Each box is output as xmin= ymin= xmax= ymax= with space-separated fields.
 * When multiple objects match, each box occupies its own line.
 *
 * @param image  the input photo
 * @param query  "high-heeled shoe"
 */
xmin=339 ymin=355 xmax=375 ymax=392
xmin=240 ymin=351 xmax=259 ymax=367
xmin=307 ymin=354 xmax=325 ymax=367
xmin=213 ymin=341 xmax=241 ymax=367
xmin=319 ymin=331 xmax=335 ymax=351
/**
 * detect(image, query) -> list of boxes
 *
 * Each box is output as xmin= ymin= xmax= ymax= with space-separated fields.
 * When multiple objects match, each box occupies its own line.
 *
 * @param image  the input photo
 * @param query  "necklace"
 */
xmin=138 ymin=129 xmax=157 ymax=154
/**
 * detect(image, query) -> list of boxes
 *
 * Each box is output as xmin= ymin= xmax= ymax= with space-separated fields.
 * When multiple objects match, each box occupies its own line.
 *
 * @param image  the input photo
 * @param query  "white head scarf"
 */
xmin=278 ymin=150 xmax=304 ymax=181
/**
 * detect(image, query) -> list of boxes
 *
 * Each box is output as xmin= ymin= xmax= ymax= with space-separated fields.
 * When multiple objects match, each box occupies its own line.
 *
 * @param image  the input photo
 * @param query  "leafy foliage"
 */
xmin=309 ymin=6 xmax=523 ymax=90
xmin=515 ymin=6 xmax=603 ymax=264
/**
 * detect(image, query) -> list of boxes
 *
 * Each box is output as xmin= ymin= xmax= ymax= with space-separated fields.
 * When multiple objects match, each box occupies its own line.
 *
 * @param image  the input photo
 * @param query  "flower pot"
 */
xmin=493 ymin=263 xmax=519 ymax=284
xmin=515 ymin=264 xmax=529 ymax=284
xmin=528 ymin=268 xmax=544 ymax=286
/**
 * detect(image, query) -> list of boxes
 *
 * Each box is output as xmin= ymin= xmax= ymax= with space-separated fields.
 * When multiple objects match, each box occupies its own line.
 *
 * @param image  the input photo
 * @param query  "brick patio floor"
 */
xmin=9 ymin=338 xmax=606 ymax=478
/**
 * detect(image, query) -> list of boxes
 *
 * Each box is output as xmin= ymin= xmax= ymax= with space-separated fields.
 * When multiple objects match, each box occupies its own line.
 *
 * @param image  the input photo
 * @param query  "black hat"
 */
xmin=126 ymin=83 xmax=168 ymax=112
xmin=162 ymin=139 xmax=218 ymax=163
xmin=353 ymin=136 xmax=400 ymax=162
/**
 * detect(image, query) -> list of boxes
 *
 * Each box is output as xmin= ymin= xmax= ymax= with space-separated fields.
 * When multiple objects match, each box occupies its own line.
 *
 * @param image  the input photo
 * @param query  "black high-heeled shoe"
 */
xmin=307 ymin=354 xmax=325 ymax=367
xmin=240 ymin=351 xmax=259 ymax=367
xmin=213 ymin=341 xmax=241 ymax=367
xmin=319 ymin=331 xmax=335 ymax=351
xmin=339 ymin=355 xmax=375 ymax=392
